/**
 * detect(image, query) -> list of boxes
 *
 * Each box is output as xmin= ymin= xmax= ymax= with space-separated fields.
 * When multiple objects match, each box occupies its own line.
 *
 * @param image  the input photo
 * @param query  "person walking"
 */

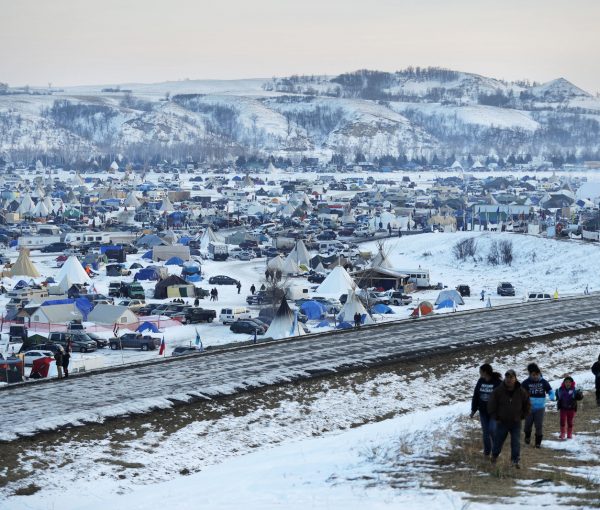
xmin=214 ymin=288 xmax=219 ymax=301
xmin=54 ymin=347 xmax=64 ymax=379
xmin=470 ymin=363 xmax=502 ymax=457
xmin=488 ymin=369 xmax=530 ymax=468
xmin=62 ymin=348 xmax=71 ymax=379
xmin=236 ymin=281 xmax=241 ymax=294
xmin=592 ymin=354 xmax=600 ymax=407
xmin=250 ymin=284 xmax=256 ymax=295
xmin=557 ymin=376 xmax=584 ymax=439
xmin=480 ymin=290 xmax=485 ymax=301
xmin=521 ymin=363 xmax=554 ymax=448
xmin=194 ymin=297 xmax=200 ymax=307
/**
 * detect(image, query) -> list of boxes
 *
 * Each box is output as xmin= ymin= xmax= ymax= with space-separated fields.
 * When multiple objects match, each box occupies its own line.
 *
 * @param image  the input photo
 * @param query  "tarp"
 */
xmin=135 ymin=267 xmax=162 ymax=281
xmin=336 ymin=321 xmax=353 ymax=329
xmin=142 ymin=250 xmax=153 ymax=259
xmin=316 ymin=320 xmax=331 ymax=328
xmin=372 ymin=303 xmax=393 ymax=314
xmin=136 ymin=321 xmax=160 ymax=333
xmin=41 ymin=297 xmax=94 ymax=320
xmin=300 ymin=300 xmax=327 ymax=320
xmin=165 ymin=256 xmax=184 ymax=266
xmin=436 ymin=299 xmax=456 ymax=309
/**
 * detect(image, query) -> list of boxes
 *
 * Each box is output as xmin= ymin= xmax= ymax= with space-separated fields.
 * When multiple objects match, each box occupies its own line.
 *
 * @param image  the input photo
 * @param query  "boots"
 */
xmin=524 ymin=433 xmax=531 ymax=445
xmin=567 ymin=427 xmax=573 ymax=439
xmin=535 ymin=434 xmax=543 ymax=448
xmin=560 ymin=426 xmax=566 ymax=440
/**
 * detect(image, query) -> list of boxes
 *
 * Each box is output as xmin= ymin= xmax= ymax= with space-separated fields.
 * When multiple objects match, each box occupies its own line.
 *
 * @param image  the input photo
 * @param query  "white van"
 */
xmin=219 ymin=307 xmax=252 ymax=324
xmin=527 ymin=292 xmax=552 ymax=301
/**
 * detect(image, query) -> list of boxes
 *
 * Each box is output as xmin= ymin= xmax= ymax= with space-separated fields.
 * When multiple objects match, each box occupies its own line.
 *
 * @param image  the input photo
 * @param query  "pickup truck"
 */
xmin=246 ymin=291 xmax=274 ymax=305
xmin=184 ymin=307 xmax=217 ymax=324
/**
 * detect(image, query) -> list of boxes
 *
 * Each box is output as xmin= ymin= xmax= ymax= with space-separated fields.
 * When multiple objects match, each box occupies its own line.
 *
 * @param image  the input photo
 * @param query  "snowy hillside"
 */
xmin=1 ymin=67 xmax=599 ymax=161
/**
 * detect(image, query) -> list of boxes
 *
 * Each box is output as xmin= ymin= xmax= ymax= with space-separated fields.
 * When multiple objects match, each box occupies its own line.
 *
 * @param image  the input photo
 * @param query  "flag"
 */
xmin=159 ymin=336 xmax=166 ymax=355
xmin=253 ymin=329 xmax=257 ymax=344
xmin=195 ymin=328 xmax=203 ymax=351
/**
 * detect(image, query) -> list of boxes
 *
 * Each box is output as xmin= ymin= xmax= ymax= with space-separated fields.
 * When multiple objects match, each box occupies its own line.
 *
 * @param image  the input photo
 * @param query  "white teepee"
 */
xmin=337 ymin=289 xmax=374 ymax=325
xmin=265 ymin=298 xmax=304 ymax=340
xmin=55 ymin=256 xmax=91 ymax=288
xmin=315 ymin=266 xmax=356 ymax=296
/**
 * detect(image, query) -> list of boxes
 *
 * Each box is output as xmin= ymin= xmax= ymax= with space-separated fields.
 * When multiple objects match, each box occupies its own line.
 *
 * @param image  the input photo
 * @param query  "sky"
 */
xmin=1 ymin=0 xmax=599 ymax=93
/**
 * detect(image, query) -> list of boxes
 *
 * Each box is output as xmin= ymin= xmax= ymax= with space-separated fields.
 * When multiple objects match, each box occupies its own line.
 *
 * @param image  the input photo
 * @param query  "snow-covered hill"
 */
xmin=1 ymin=67 xmax=599 ymax=161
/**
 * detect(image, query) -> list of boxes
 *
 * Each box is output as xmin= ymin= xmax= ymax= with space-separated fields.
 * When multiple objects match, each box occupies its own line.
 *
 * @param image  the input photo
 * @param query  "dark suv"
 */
xmin=497 ymin=282 xmax=515 ymax=296
xmin=109 ymin=333 xmax=160 ymax=351
xmin=456 ymin=285 xmax=471 ymax=297
xmin=41 ymin=242 xmax=69 ymax=253
xmin=184 ymin=307 xmax=216 ymax=324
xmin=230 ymin=320 xmax=266 ymax=335
xmin=48 ymin=332 xmax=98 ymax=353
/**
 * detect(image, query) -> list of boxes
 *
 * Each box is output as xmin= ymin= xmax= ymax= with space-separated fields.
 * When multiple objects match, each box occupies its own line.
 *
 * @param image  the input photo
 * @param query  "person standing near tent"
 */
xmin=62 ymin=347 xmax=71 ymax=379
xmin=387 ymin=223 xmax=392 ymax=236
xmin=521 ymin=363 xmax=554 ymax=448
xmin=353 ymin=312 xmax=361 ymax=328
xmin=236 ymin=281 xmax=241 ymax=294
xmin=54 ymin=347 xmax=64 ymax=379
xmin=591 ymin=354 xmax=600 ymax=407
xmin=488 ymin=369 xmax=530 ymax=468
xmin=470 ymin=364 xmax=502 ymax=457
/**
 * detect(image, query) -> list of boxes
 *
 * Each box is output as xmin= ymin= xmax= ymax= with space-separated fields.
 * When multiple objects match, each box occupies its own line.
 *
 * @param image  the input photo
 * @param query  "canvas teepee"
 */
xmin=10 ymin=249 xmax=40 ymax=278
xmin=265 ymin=297 xmax=304 ymax=340
xmin=315 ymin=266 xmax=356 ymax=296
xmin=55 ymin=255 xmax=91 ymax=288
xmin=337 ymin=289 xmax=374 ymax=325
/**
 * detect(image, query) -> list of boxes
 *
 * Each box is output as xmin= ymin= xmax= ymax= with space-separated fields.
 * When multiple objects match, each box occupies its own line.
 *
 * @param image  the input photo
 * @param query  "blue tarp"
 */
xmin=300 ymin=300 xmax=327 ymax=320
xmin=135 ymin=267 xmax=162 ymax=281
xmin=142 ymin=250 xmax=153 ymax=259
xmin=9 ymin=239 xmax=18 ymax=247
xmin=178 ymin=236 xmax=192 ymax=246
xmin=165 ymin=256 xmax=184 ymax=266
xmin=100 ymin=245 xmax=122 ymax=254
xmin=336 ymin=321 xmax=354 ymax=330
xmin=13 ymin=280 xmax=30 ymax=290
xmin=316 ymin=320 xmax=331 ymax=328
xmin=136 ymin=234 xmax=164 ymax=248
xmin=372 ymin=303 xmax=393 ymax=314
xmin=40 ymin=298 xmax=94 ymax=320
xmin=436 ymin=299 xmax=455 ymax=309
xmin=136 ymin=321 xmax=160 ymax=333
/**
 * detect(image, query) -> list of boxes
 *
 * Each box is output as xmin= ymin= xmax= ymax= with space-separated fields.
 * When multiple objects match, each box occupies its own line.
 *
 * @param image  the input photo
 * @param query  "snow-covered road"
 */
xmin=1 ymin=294 xmax=600 ymax=441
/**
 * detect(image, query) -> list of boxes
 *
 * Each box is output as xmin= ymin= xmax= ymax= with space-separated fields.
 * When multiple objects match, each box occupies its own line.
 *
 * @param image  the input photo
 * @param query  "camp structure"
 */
xmin=315 ymin=266 xmax=356 ymax=296
xmin=199 ymin=227 xmax=220 ymax=252
xmin=434 ymin=289 xmax=465 ymax=306
xmin=286 ymin=240 xmax=311 ymax=267
xmin=55 ymin=256 xmax=91 ymax=292
xmin=88 ymin=304 xmax=138 ymax=326
xmin=267 ymin=255 xmax=285 ymax=273
xmin=153 ymin=274 xmax=194 ymax=299
xmin=265 ymin=297 xmax=305 ymax=340
xmin=9 ymin=248 xmax=40 ymax=278
xmin=337 ymin=289 xmax=374 ymax=325
xmin=410 ymin=301 xmax=434 ymax=318
xmin=152 ymin=245 xmax=190 ymax=262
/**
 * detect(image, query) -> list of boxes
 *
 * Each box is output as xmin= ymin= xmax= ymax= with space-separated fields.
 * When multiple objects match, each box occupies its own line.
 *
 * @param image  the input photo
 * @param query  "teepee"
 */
xmin=337 ymin=289 xmax=374 ymax=325
xmin=265 ymin=297 xmax=304 ymax=340
xmin=286 ymin=240 xmax=310 ymax=267
xmin=10 ymin=249 xmax=40 ymax=278
xmin=315 ymin=266 xmax=356 ymax=296
xmin=55 ymin=256 xmax=91 ymax=289
xmin=371 ymin=241 xmax=393 ymax=270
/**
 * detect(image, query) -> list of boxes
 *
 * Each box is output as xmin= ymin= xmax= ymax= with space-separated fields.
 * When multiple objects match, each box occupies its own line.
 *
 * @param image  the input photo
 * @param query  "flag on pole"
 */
xmin=159 ymin=336 xmax=166 ymax=355
xmin=195 ymin=328 xmax=203 ymax=351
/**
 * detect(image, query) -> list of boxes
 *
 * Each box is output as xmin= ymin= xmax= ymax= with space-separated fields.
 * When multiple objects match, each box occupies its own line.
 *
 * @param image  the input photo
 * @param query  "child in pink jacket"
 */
xmin=556 ymin=376 xmax=584 ymax=439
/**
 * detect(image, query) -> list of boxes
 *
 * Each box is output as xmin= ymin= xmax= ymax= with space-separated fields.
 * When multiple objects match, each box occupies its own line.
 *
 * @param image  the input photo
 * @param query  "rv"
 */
xmin=18 ymin=235 xmax=61 ymax=250
xmin=208 ymin=242 xmax=228 ymax=261
xmin=64 ymin=231 xmax=137 ymax=246
xmin=396 ymin=268 xmax=430 ymax=288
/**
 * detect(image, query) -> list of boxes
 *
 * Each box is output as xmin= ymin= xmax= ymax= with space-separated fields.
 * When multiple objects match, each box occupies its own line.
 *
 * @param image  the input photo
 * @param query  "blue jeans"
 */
xmin=479 ymin=410 xmax=496 ymax=455
xmin=493 ymin=421 xmax=521 ymax=462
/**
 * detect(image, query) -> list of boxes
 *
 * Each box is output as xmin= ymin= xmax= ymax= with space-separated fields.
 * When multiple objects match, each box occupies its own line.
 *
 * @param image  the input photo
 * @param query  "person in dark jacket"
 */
xmin=250 ymin=284 xmax=256 ymax=295
xmin=470 ymin=363 xmax=502 ymax=456
xmin=353 ymin=312 xmax=361 ymax=328
xmin=592 ymin=354 xmax=600 ymax=407
xmin=488 ymin=369 xmax=531 ymax=468
xmin=521 ymin=363 xmax=555 ymax=448
xmin=54 ymin=348 xmax=64 ymax=379
xmin=62 ymin=348 xmax=71 ymax=379
xmin=557 ymin=376 xmax=584 ymax=439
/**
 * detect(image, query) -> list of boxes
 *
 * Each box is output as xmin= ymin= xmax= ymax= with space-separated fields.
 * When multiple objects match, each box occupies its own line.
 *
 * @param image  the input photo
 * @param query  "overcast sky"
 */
xmin=1 ymin=0 xmax=598 ymax=93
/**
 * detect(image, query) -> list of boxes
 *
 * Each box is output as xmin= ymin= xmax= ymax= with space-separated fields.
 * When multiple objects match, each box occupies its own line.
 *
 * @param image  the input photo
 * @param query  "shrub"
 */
xmin=453 ymin=238 xmax=477 ymax=261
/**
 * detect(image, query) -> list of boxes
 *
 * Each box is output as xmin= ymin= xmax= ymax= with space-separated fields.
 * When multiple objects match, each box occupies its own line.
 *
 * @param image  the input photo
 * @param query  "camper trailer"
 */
xmin=395 ymin=268 xmax=431 ymax=288
xmin=18 ymin=235 xmax=61 ymax=250
xmin=208 ymin=242 xmax=228 ymax=261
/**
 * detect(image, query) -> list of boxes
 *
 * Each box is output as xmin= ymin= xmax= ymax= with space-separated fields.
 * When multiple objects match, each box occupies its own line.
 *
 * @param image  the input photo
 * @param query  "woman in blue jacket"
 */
xmin=470 ymin=363 xmax=502 ymax=456
xmin=521 ymin=363 xmax=555 ymax=448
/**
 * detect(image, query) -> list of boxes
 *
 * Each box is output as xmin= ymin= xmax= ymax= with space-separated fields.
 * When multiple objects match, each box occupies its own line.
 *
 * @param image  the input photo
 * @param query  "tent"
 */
xmin=55 ymin=256 xmax=91 ymax=288
xmin=9 ymin=249 xmax=40 ymax=278
xmin=315 ymin=266 xmax=356 ymax=296
xmin=154 ymin=274 xmax=189 ymax=299
xmin=436 ymin=299 xmax=456 ymax=310
xmin=434 ymin=289 xmax=464 ymax=306
xmin=267 ymin=255 xmax=285 ymax=272
xmin=337 ymin=289 xmax=374 ymax=325
xmin=165 ymin=256 xmax=184 ymax=266
xmin=300 ymin=300 xmax=327 ymax=320
xmin=136 ymin=234 xmax=166 ymax=248
xmin=410 ymin=301 xmax=434 ymax=317
xmin=135 ymin=266 xmax=163 ymax=281
xmin=286 ymin=240 xmax=311 ymax=266
xmin=282 ymin=256 xmax=300 ymax=275
xmin=371 ymin=303 xmax=393 ymax=314
xmin=142 ymin=250 xmax=153 ymax=259
xmin=199 ymin=227 xmax=220 ymax=252
xmin=137 ymin=321 xmax=160 ymax=333
xmin=265 ymin=297 xmax=305 ymax=340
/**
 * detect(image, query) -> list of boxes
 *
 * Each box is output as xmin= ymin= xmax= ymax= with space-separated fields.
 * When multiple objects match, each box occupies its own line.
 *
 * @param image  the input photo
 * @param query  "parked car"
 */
xmin=456 ymin=285 xmax=471 ymax=297
xmin=85 ymin=332 xmax=109 ymax=348
xmin=497 ymin=282 xmax=516 ymax=296
xmin=389 ymin=292 xmax=413 ymax=306
xmin=230 ymin=320 xmax=266 ymax=335
xmin=354 ymin=227 xmax=374 ymax=238
xmin=219 ymin=307 xmax=252 ymax=324
xmin=22 ymin=350 xmax=54 ymax=366
xmin=246 ymin=291 xmax=274 ymax=305
xmin=527 ymin=292 xmax=552 ymax=301
xmin=40 ymin=242 xmax=69 ymax=253
xmin=209 ymin=275 xmax=240 ymax=285
xmin=184 ymin=307 xmax=217 ymax=324
xmin=117 ymin=299 xmax=146 ymax=312
xmin=109 ymin=333 xmax=160 ymax=351
xmin=172 ymin=346 xmax=203 ymax=356
xmin=106 ymin=264 xmax=131 ymax=277
xmin=307 ymin=272 xmax=327 ymax=284
xmin=48 ymin=332 xmax=98 ymax=353
xmin=108 ymin=282 xmax=122 ymax=298
xmin=316 ymin=230 xmax=337 ymax=240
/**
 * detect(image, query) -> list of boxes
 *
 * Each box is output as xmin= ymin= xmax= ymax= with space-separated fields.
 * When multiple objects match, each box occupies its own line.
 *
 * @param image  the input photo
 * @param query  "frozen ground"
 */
xmin=3 ymin=332 xmax=599 ymax=509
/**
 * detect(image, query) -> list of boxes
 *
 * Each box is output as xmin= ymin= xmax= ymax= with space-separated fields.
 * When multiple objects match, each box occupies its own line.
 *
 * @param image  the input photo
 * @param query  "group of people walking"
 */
xmin=209 ymin=288 xmax=219 ymax=301
xmin=470 ymin=359 xmax=593 ymax=468
xmin=54 ymin=346 xmax=71 ymax=379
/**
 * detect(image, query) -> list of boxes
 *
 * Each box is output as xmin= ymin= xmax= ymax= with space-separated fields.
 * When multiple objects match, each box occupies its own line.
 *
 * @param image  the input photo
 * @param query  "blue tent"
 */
xmin=165 ymin=256 xmax=184 ymax=266
xmin=316 ymin=320 xmax=331 ymax=328
xmin=14 ymin=280 xmax=30 ymax=290
xmin=178 ymin=236 xmax=192 ymax=246
xmin=372 ymin=303 xmax=393 ymax=314
xmin=142 ymin=250 xmax=153 ymax=259
xmin=75 ymin=297 xmax=94 ymax=320
xmin=135 ymin=267 xmax=162 ymax=281
xmin=300 ymin=300 xmax=327 ymax=320
xmin=436 ymin=299 xmax=455 ymax=309
xmin=9 ymin=239 xmax=18 ymax=247
xmin=137 ymin=321 xmax=160 ymax=333
xmin=336 ymin=321 xmax=354 ymax=330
